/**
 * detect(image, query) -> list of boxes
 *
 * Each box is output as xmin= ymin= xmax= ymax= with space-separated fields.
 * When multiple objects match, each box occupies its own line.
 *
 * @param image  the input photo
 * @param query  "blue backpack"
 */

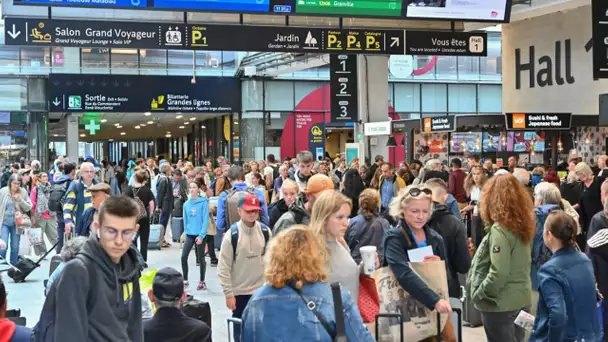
xmin=230 ymin=223 xmax=270 ymax=259
xmin=32 ymin=255 xmax=98 ymax=342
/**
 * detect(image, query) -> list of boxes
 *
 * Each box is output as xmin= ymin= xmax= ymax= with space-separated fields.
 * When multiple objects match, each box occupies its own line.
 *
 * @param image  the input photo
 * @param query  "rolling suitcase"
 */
xmin=227 ymin=317 xmax=241 ymax=342
xmin=3 ymin=240 xmax=60 ymax=283
xmin=182 ymin=294 xmax=212 ymax=341
xmin=374 ymin=313 xmax=404 ymax=342
xmin=148 ymin=224 xmax=162 ymax=250
xmin=459 ymin=273 xmax=483 ymax=327
xmin=171 ymin=217 xmax=184 ymax=243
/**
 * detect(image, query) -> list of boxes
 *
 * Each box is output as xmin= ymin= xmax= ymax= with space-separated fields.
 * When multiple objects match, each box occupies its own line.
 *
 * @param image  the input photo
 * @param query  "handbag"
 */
xmin=287 ymin=281 xmax=346 ymax=341
xmin=14 ymin=207 xmax=32 ymax=234
xmin=358 ymin=274 xmax=380 ymax=323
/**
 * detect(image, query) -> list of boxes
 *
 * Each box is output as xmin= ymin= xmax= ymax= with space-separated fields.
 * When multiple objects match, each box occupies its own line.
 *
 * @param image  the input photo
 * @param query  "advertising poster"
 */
xmin=450 ymin=132 xmax=481 ymax=153
xmin=512 ymin=132 xmax=545 ymax=152
xmin=429 ymin=140 xmax=444 ymax=153
xmin=294 ymin=113 xmax=324 ymax=154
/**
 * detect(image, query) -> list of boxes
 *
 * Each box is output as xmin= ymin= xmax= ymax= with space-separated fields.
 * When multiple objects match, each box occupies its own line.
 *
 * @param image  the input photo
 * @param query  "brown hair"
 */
xmin=359 ymin=189 xmax=380 ymax=219
xmin=544 ymin=211 xmax=577 ymax=247
xmin=134 ymin=169 xmax=149 ymax=183
xmin=479 ymin=174 xmax=535 ymax=244
xmin=464 ymin=165 xmax=487 ymax=196
xmin=265 ymin=225 xmax=328 ymax=289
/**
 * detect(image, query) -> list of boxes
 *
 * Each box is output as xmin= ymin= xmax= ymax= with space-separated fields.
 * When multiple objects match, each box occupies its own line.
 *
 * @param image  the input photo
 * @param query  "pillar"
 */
xmin=27 ymin=112 xmax=48 ymax=169
xmin=65 ymin=113 xmax=79 ymax=163
xmin=357 ymin=55 xmax=389 ymax=164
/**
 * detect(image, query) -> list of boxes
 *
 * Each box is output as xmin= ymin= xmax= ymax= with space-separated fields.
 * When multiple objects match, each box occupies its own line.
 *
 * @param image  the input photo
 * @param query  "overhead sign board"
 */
xmin=12 ymin=0 xmax=512 ymax=23
xmin=405 ymin=31 xmax=487 ymax=56
xmin=364 ymin=121 xmax=392 ymax=136
xmin=5 ymin=18 xmax=482 ymax=56
xmin=505 ymin=113 xmax=572 ymax=130
xmin=330 ymin=55 xmax=358 ymax=123
xmin=422 ymin=116 xmax=455 ymax=133
xmin=48 ymin=74 xmax=240 ymax=113
xmin=592 ymin=0 xmax=608 ymax=79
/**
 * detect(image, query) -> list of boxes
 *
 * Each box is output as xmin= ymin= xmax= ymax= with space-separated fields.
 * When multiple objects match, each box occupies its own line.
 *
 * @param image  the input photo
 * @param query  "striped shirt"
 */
xmin=63 ymin=180 xmax=94 ymax=226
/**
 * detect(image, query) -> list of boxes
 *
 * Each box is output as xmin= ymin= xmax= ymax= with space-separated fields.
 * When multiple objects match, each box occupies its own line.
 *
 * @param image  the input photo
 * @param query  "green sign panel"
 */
xmin=297 ymin=0 xmax=401 ymax=17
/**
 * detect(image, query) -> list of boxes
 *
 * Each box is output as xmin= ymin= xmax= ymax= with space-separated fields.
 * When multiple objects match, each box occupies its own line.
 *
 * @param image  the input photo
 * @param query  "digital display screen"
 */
xmin=450 ymin=132 xmax=481 ymax=154
xmin=14 ymin=0 xmax=511 ymax=22
xmin=481 ymin=131 xmax=545 ymax=153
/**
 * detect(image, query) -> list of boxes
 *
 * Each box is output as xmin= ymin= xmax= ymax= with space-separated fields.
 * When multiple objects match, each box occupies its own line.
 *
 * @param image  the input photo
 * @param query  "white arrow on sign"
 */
xmin=390 ymin=37 xmax=400 ymax=47
xmin=7 ymin=25 xmax=21 ymax=39
xmin=52 ymin=97 xmax=61 ymax=106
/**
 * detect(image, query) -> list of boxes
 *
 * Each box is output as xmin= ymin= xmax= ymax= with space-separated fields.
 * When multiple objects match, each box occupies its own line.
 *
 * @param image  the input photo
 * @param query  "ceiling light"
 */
xmin=176 ymin=115 xmax=183 ymax=119
xmin=147 ymin=121 xmax=153 ymax=124
xmin=184 ymin=122 xmax=189 ymax=125
xmin=234 ymin=121 xmax=238 ymax=124
xmin=100 ymin=119 xmax=107 ymax=123
xmin=189 ymin=117 xmax=196 ymax=121
xmin=140 ymin=123 xmax=146 ymax=127
xmin=121 ymin=132 xmax=126 ymax=135
xmin=201 ymin=125 xmax=206 ymax=128
xmin=179 ymin=126 xmax=185 ymax=129
xmin=135 ymin=126 xmax=140 ymax=129
xmin=53 ymin=134 xmax=58 ymax=137
xmin=109 ymin=139 xmax=114 ymax=141
xmin=144 ymin=112 xmax=151 ymax=116
xmin=166 ymin=131 xmax=171 ymax=134
xmin=165 ymin=134 xmax=171 ymax=138
xmin=116 ymin=125 xmax=122 ymax=129
xmin=79 ymin=134 xmax=85 ymax=137
xmin=114 ymin=123 xmax=120 ymax=126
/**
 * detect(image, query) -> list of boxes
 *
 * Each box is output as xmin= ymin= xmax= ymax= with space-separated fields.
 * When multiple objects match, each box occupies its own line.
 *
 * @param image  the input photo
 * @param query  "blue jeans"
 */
xmin=1 ymin=224 xmax=20 ymax=265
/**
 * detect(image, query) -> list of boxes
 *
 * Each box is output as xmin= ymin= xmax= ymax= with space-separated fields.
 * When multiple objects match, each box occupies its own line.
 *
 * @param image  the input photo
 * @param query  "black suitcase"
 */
xmin=4 ymin=240 xmax=60 ymax=283
xmin=182 ymin=295 xmax=212 ymax=341
xmin=459 ymin=273 xmax=483 ymax=327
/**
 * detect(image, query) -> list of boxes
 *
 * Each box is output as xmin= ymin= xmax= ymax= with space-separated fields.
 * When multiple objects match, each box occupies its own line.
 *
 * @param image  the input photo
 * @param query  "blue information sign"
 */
xmin=153 ymin=0 xmax=268 ymax=12
xmin=16 ymin=0 xmax=147 ymax=7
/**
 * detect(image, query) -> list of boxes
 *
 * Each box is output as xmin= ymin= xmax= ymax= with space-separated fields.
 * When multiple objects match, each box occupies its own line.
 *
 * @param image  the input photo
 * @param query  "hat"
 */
xmin=18 ymin=169 xmax=31 ymax=176
xmin=88 ymin=183 xmax=111 ymax=194
xmin=152 ymin=267 xmax=184 ymax=301
xmin=304 ymin=174 xmax=334 ymax=194
xmin=240 ymin=193 xmax=262 ymax=211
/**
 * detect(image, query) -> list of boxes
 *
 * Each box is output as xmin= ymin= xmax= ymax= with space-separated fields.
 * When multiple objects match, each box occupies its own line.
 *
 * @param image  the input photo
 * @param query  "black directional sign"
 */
xmin=4 ymin=17 xmax=482 ymax=57
xmin=330 ymin=55 xmax=358 ymax=123
xmin=592 ymin=0 xmax=608 ymax=79
xmin=405 ymin=30 xmax=487 ymax=56
xmin=48 ymin=74 xmax=240 ymax=113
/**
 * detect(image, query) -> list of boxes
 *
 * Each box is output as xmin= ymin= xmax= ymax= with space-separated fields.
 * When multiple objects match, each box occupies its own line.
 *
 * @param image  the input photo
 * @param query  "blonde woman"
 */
xmin=384 ymin=185 xmax=452 ymax=314
xmin=575 ymin=162 xmax=605 ymax=244
xmin=241 ymin=226 xmax=374 ymax=341
xmin=309 ymin=190 xmax=362 ymax=301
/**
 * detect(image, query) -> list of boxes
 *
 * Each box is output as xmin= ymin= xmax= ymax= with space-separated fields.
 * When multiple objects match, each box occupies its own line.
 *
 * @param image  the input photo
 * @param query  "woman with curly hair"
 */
xmin=241 ymin=226 xmax=373 ymax=341
xmin=462 ymin=165 xmax=488 ymax=246
xmin=467 ymin=174 xmax=535 ymax=342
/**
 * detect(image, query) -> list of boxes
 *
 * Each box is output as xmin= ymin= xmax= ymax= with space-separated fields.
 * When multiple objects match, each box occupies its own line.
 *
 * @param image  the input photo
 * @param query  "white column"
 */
xmin=357 ymin=55 xmax=389 ymax=163
xmin=65 ymin=113 xmax=79 ymax=163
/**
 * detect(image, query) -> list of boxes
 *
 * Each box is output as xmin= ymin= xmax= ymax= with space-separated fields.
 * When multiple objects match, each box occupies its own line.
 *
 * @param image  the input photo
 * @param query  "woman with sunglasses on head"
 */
xmin=384 ymin=185 xmax=452 ymax=315
xmin=467 ymin=174 xmax=535 ymax=342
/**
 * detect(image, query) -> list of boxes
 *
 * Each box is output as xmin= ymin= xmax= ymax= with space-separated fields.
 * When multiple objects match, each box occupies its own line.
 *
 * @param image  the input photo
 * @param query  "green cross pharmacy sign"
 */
xmin=85 ymin=119 xmax=100 ymax=135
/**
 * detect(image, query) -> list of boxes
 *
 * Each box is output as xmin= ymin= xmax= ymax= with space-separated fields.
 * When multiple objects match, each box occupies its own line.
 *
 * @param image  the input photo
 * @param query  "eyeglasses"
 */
xmin=101 ymin=226 xmax=136 ymax=241
xmin=82 ymin=170 xmax=95 ymax=174
xmin=407 ymin=187 xmax=433 ymax=197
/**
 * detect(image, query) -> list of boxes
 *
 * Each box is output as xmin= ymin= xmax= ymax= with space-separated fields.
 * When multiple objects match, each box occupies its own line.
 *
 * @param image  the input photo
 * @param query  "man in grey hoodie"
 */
xmin=50 ymin=195 xmax=143 ymax=342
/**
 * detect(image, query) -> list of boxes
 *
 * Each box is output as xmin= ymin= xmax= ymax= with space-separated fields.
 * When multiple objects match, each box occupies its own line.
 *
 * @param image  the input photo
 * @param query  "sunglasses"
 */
xmin=407 ymin=187 xmax=433 ymax=197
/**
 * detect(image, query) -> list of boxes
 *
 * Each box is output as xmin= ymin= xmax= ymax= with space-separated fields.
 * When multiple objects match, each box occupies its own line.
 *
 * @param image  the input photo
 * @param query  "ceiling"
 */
xmin=48 ymin=112 xmax=230 ymax=141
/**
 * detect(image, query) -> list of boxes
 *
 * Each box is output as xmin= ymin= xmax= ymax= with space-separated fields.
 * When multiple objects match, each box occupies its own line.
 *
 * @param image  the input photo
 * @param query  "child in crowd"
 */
xmin=182 ymin=181 xmax=210 ymax=291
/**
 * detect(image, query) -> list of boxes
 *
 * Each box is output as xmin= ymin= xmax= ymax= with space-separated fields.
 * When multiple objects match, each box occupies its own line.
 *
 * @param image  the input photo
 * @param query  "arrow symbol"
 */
xmin=390 ymin=37 xmax=400 ymax=47
xmin=66 ymin=80 xmax=72 ymax=86
xmin=52 ymin=80 xmax=59 ymax=86
xmin=101 ymin=80 xmax=107 ymax=87
xmin=124 ymin=81 xmax=131 ymax=87
xmin=76 ymin=80 xmax=83 ymax=86
xmin=113 ymin=80 xmax=120 ymax=87
xmin=88 ymin=79 xmax=96 ymax=86
xmin=52 ymin=97 xmax=61 ymax=106
xmin=7 ymin=24 xmax=21 ymax=39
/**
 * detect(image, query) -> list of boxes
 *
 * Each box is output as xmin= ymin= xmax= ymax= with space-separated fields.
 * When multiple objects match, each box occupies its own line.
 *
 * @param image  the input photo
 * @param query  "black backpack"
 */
xmin=32 ymin=255 xmax=97 ymax=342
xmin=48 ymin=180 xmax=72 ymax=213
xmin=271 ymin=165 xmax=280 ymax=182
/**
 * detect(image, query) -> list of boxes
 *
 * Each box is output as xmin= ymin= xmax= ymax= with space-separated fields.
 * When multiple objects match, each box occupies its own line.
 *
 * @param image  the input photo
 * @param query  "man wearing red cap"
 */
xmin=218 ymin=193 xmax=272 ymax=342
xmin=273 ymin=174 xmax=334 ymax=234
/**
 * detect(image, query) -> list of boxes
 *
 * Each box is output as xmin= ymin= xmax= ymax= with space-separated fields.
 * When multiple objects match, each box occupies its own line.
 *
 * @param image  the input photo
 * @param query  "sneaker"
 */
xmin=210 ymin=262 xmax=218 ymax=267
xmin=197 ymin=281 xmax=207 ymax=291
xmin=196 ymin=260 xmax=200 ymax=266
xmin=184 ymin=280 xmax=189 ymax=287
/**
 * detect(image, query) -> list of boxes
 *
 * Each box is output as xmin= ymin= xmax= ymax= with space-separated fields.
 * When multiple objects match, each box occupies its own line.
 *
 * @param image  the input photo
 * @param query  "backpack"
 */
xmin=32 ymin=255 xmax=98 ymax=342
xmin=230 ymin=222 xmax=270 ymax=259
xmin=224 ymin=187 xmax=256 ymax=228
xmin=48 ymin=180 xmax=72 ymax=213
xmin=131 ymin=187 xmax=147 ymax=221
xmin=270 ymin=165 xmax=280 ymax=183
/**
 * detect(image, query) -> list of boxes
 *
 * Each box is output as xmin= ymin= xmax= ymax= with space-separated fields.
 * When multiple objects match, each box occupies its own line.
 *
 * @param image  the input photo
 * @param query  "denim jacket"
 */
xmin=529 ymin=248 xmax=602 ymax=342
xmin=241 ymin=281 xmax=374 ymax=342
